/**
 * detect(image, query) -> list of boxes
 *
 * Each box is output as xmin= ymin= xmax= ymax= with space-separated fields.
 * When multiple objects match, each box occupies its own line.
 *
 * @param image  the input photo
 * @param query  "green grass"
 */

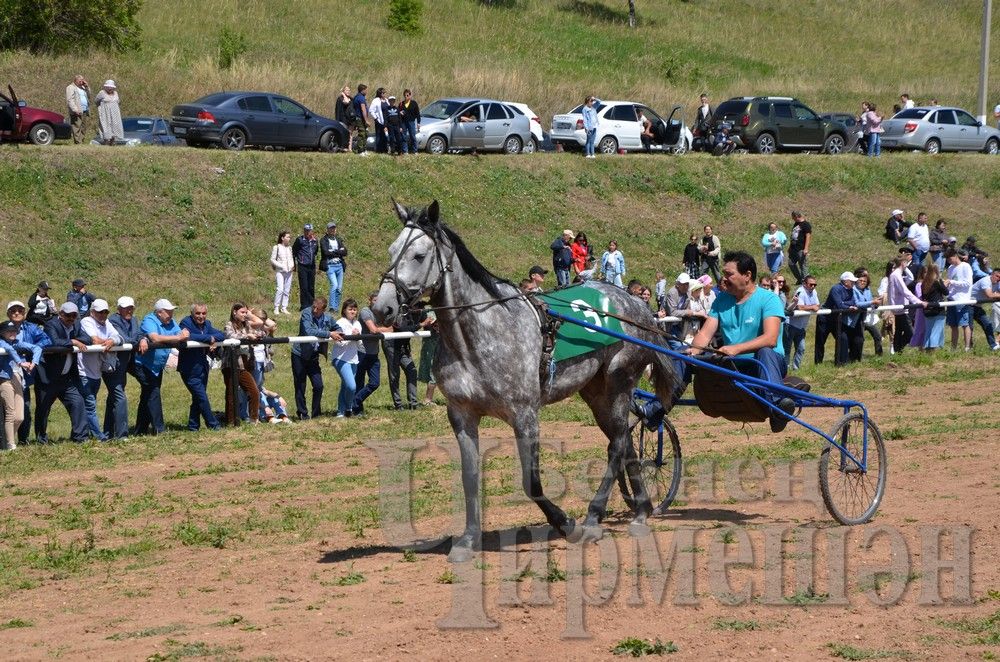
xmin=611 ymin=637 xmax=678 ymax=656
xmin=826 ymin=643 xmax=909 ymax=660
xmin=713 ymin=618 xmax=760 ymax=631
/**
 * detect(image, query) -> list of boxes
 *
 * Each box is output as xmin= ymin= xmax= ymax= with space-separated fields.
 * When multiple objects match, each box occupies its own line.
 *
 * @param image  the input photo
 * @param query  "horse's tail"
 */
xmin=647 ymin=338 xmax=680 ymax=413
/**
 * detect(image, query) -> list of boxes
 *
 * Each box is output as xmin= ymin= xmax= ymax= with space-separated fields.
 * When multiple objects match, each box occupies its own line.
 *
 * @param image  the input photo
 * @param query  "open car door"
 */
xmin=0 ymin=86 xmax=22 ymax=140
xmin=660 ymin=105 xmax=684 ymax=147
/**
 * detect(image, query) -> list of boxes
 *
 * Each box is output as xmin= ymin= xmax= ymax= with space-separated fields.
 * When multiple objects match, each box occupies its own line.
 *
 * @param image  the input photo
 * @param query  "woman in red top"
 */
xmin=571 ymin=232 xmax=594 ymax=281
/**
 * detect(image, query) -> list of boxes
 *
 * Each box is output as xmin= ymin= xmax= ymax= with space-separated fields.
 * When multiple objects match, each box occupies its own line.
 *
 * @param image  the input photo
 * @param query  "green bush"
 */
xmin=217 ymin=26 xmax=248 ymax=70
xmin=387 ymin=0 xmax=422 ymax=34
xmin=0 ymin=0 xmax=141 ymax=54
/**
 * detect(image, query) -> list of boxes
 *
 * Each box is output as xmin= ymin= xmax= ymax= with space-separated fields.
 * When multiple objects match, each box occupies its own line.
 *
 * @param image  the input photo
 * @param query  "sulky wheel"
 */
xmin=618 ymin=415 xmax=682 ymax=516
xmin=819 ymin=412 xmax=887 ymax=525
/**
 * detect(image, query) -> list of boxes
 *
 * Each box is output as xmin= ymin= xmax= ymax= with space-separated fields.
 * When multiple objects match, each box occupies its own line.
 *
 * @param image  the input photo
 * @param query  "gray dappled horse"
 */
xmin=373 ymin=200 xmax=678 ymax=562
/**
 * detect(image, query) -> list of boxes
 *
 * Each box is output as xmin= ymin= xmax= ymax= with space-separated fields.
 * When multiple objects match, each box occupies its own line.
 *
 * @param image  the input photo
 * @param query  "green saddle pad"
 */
xmin=538 ymin=284 xmax=624 ymax=362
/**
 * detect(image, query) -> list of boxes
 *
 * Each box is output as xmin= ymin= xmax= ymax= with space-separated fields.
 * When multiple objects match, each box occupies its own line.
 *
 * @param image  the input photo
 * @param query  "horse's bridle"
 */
xmin=379 ymin=222 xmax=454 ymax=317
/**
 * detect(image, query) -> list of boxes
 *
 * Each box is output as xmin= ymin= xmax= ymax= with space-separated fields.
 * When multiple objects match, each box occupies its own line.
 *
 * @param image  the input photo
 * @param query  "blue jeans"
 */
xmin=181 ymin=363 xmax=220 ymax=431
xmin=35 ymin=374 xmax=89 ymax=442
xmin=402 ymin=120 xmax=418 ymax=154
xmin=764 ymin=251 xmax=783 ymax=274
xmin=326 ymin=261 xmax=344 ymax=313
xmin=333 ymin=359 xmax=358 ymax=415
xmin=911 ymin=249 xmax=926 ymax=270
xmin=584 ymin=129 xmax=596 ymax=156
xmin=555 ymin=267 xmax=570 ymax=288
xmin=783 ymin=324 xmax=807 ymax=370
xmin=867 ymin=132 xmax=881 ymax=157
xmin=352 ymin=351 xmax=381 ymax=414
xmin=134 ymin=363 xmax=165 ymax=435
xmin=102 ymin=362 xmax=130 ymax=438
xmin=931 ymin=251 xmax=945 ymax=271
xmin=80 ymin=375 xmax=108 ymax=441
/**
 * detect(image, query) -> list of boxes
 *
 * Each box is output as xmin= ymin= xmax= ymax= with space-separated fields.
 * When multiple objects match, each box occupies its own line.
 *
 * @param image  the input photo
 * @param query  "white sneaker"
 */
xmin=281 ymin=308 xmax=289 ymax=315
xmin=335 ymin=413 xmax=345 ymax=418
xmin=273 ymin=308 xmax=280 ymax=316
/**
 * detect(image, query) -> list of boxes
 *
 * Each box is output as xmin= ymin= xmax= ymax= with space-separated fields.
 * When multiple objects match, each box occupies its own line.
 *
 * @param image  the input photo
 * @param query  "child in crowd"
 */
xmin=259 ymin=388 xmax=291 ymax=424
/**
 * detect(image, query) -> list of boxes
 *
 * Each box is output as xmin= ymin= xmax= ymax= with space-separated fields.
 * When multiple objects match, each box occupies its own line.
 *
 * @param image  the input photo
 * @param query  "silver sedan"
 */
xmin=881 ymin=106 xmax=1000 ymax=154
xmin=416 ymin=98 xmax=532 ymax=154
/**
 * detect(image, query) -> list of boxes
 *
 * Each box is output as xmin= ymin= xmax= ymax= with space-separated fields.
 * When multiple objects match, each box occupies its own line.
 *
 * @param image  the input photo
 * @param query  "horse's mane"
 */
xmin=439 ymin=223 xmax=514 ymax=299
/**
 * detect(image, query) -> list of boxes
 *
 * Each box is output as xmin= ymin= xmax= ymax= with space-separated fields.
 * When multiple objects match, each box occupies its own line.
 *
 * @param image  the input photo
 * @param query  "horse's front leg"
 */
xmin=447 ymin=405 xmax=483 ymax=563
xmin=512 ymin=410 xmax=572 ymax=536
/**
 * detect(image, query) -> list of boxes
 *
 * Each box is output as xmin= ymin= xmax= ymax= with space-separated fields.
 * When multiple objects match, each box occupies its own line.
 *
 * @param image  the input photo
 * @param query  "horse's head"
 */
xmin=373 ymin=199 xmax=452 ymax=325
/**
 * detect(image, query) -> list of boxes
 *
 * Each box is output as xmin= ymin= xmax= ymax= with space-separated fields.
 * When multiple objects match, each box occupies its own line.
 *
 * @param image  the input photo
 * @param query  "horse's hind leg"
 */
xmin=512 ymin=409 xmax=572 ymax=536
xmin=579 ymin=378 xmax=651 ymax=536
xmin=448 ymin=405 xmax=483 ymax=563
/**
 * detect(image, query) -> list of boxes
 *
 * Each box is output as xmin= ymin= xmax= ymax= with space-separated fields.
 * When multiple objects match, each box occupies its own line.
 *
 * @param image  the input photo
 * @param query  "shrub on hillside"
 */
xmin=0 ymin=0 xmax=141 ymax=54
xmin=387 ymin=0 xmax=423 ymax=34
xmin=217 ymin=27 xmax=248 ymax=70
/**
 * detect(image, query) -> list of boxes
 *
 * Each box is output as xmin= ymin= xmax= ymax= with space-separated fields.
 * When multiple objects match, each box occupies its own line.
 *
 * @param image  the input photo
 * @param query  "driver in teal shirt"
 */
xmin=678 ymin=251 xmax=795 ymax=432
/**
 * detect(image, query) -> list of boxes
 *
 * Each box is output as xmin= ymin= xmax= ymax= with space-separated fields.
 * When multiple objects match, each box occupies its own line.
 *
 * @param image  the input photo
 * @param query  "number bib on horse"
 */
xmin=538 ymin=284 xmax=625 ymax=362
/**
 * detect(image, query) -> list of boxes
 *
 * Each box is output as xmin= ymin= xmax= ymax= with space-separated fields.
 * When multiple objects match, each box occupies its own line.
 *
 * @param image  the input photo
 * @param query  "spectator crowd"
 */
xmin=2 ymin=208 xmax=997 ymax=450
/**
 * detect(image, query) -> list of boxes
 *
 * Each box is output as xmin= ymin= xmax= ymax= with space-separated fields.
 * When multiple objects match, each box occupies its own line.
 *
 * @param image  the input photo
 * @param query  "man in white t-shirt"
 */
xmin=906 ymin=212 xmax=931 ymax=269
xmin=900 ymin=93 xmax=915 ymax=110
xmin=944 ymin=249 xmax=974 ymax=350
xmin=784 ymin=275 xmax=820 ymax=370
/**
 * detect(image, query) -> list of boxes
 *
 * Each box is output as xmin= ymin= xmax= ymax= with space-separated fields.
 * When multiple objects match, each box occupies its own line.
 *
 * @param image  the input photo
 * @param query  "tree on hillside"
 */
xmin=0 ymin=0 xmax=142 ymax=54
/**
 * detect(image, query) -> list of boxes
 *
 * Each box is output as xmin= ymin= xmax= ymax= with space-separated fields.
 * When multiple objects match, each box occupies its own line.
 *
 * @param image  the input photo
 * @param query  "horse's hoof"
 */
xmin=628 ymin=521 xmax=651 ymax=538
xmin=563 ymin=518 xmax=583 ymax=543
xmin=567 ymin=523 xmax=604 ymax=545
xmin=448 ymin=544 xmax=475 ymax=564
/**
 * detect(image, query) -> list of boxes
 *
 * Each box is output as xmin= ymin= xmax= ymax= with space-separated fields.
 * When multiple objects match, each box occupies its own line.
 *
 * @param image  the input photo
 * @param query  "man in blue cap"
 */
xmin=292 ymin=223 xmax=319 ymax=310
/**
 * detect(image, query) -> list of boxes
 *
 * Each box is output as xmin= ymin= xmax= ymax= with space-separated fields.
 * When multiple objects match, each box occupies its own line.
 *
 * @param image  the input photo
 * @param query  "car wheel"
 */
xmin=28 ymin=123 xmax=55 ymax=146
xmin=221 ymin=127 xmax=247 ymax=151
xmin=523 ymin=136 xmax=538 ymax=154
xmin=426 ymin=134 xmax=447 ymax=155
xmin=503 ymin=135 xmax=522 ymax=154
xmin=597 ymin=135 xmax=618 ymax=154
xmin=823 ymin=133 xmax=846 ymax=155
xmin=319 ymin=130 xmax=337 ymax=152
xmin=672 ymin=139 xmax=689 ymax=155
xmin=984 ymin=138 xmax=999 ymax=155
xmin=754 ymin=132 xmax=776 ymax=155
xmin=924 ymin=137 xmax=941 ymax=154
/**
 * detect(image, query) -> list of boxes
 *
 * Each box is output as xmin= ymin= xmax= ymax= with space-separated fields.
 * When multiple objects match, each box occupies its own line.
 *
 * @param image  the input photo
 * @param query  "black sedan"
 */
xmin=90 ymin=116 xmax=184 ymax=146
xmin=169 ymin=91 xmax=349 ymax=151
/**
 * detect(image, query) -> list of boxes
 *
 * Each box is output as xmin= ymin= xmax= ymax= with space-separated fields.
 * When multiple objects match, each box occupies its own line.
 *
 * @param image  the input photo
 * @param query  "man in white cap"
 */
xmin=77 ymin=299 xmax=121 ymax=441
xmin=550 ymin=229 xmax=575 ymax=288
xmin=35 ymin=302 xmax=93 ymax=443
xmin=106 ymin=296 xmax=147 ymax=439
xmin=134 ymin=299 xmax=189 ymax=435
xmin=814 ymin=271 xmax=860 ymax=366
xmin=663 ymin=272 xmax=692 ymax=336
xmin=6 ymin=300 xmax=51 ymax=445
xmin=885 ymin=209 xmax=907 ymax=243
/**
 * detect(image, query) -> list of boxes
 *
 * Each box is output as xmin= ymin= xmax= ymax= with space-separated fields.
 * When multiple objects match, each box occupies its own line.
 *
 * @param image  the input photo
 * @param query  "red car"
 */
xmin=0 ymin=85 xmax=71 ymax=146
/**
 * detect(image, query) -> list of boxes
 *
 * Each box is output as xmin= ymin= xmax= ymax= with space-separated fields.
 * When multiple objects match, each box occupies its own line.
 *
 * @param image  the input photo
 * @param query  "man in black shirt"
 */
xmin=384 ymin=95 xmax=403 ymax=155
xmin=292 ymin=224 xmax=319 ymax=310
xmin=788 ymin=210 xmax=813 ymax=285
xmin=399 ymin=89 xmax=421 ymax=154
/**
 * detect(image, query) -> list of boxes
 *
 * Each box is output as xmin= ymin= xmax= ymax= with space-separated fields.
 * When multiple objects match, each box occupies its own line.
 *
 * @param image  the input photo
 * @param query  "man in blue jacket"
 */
xmin=550 ymin=229 xmax=574 ymax=288
xmin=814 ymin=272 xmax=860 ymax=366
xmin=36 ymin=302 xmax=93 ymax=443
xmin=6 ymin=301 xmax=51 ymax=445
xmin=178 ymin=303 xmax=226 ymax=431
xmin=66 ymin=278 xmax=97 ymax=316
xmin=291 ymin=296 xmax=341 ymax=420
xmin=106 ymin=296 xmax=147 ymax=439
xmin=135 ymin=299 xmax=189 ymax=435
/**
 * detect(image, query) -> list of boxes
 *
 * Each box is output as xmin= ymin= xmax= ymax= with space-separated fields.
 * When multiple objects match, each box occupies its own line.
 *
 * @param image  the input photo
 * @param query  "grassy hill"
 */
xmin=1 ymin=148 xmax=997 ymax=315
xmin=1 ymin=0 xmax=998 ymax=127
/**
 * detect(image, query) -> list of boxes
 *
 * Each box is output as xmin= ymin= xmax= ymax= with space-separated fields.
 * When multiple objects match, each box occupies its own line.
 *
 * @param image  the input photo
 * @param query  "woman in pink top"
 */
xmin=861 ymin=101 xmax=883 ymax=157
xmin=886 ymin=256 xmax=926 ymax=353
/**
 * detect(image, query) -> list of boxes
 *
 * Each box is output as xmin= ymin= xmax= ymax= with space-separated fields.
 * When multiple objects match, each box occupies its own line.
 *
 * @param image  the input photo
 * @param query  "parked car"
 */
xmin=0 ymin=85 xmax=71 ymax=146
xmin=417 ymin=98 xmax=532 ymax=154
xmin=880 ymin=106 xmax=1000 ymax=154
xmin=502 ymin=101 xmax=545 ymax=153
xmin=90 ymin=116 xmax=184 ymax=147
xmin=820 ymin=112 xmax=864 ymax=153
xmin=710 ymin=96 xmax=848 ymax=154
xmin=550 ymin=100 xmax=692 ymax=154
xmin=169 ymin=91 xmax=349 ymax=151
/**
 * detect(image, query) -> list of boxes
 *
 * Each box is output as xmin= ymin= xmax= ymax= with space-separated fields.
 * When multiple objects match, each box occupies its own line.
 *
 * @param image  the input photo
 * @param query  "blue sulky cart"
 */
xmin=544 ymin=307 xmax=887 ymax=527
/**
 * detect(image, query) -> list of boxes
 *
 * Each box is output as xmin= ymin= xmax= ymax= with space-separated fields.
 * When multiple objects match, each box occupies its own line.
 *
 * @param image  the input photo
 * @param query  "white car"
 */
xmin=503 ymin=101 xmax=544 ymax=153
xmin=550 ymin=100 xmax=692 ymax=154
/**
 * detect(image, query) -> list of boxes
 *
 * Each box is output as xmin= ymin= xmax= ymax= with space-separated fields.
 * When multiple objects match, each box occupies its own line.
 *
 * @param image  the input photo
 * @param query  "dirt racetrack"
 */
xmin=1 ymin=366 xmax=998 ymax=661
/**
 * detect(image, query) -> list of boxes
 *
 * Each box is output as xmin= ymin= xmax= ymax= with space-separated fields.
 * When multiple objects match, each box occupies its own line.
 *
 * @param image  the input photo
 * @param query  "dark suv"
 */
xmin=711 ymin=97 xmax=848 ymax=154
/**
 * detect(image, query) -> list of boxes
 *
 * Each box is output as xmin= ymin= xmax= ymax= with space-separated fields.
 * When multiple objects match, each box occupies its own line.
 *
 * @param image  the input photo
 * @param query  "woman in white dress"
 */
xmin=95 ymin=80 xmax=124 ymax=145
